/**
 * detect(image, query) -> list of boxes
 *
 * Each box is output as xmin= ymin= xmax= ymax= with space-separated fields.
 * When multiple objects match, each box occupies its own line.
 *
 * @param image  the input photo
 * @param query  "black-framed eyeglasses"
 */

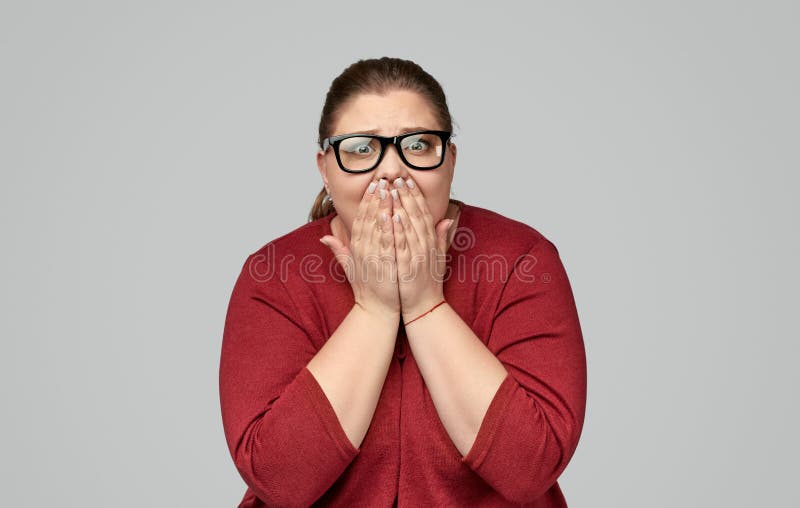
xmin=320 ymin=130 xmax=452 ymax=173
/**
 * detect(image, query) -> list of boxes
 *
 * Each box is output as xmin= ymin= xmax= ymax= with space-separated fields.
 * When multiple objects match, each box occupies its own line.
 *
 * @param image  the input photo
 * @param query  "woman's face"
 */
xmin=316 ymin=89 xmax=457 ymax=243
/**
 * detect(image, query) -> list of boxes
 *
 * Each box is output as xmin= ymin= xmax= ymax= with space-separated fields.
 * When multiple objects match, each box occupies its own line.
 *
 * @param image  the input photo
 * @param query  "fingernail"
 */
xmin=381 ymin=212 xmax=387 ymax=222
xmin=390 ymin=189 xmax=399 ymax=200
xmin=319 ymin=238 xmax=329 ymax=246
xmin=446 ymin=219 xmax=455 ymax=229
xmin=393 ymin=213 xmax=400 ymax=223
xmin=368 ymin=181 xmax=377 ymax=193
xmin=379 ymin=179 xmax=388 ymax=189
xmin=406 ymin=178 xmax=415 ymax=189
xmin=380 ymin=188 xmax=386 ymax=199
xmin=393 ymin=177 xmax=405 ymax=188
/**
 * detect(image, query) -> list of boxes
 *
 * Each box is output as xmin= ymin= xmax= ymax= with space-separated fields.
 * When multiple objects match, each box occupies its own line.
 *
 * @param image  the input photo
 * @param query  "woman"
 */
xmin=220 ymin=57 xmax=587 ymax=507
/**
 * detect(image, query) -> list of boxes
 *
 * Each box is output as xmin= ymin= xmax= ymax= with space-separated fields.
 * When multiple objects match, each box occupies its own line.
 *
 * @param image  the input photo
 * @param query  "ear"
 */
xmin=448 ymin=142 xmax=457 ymax=184
xmin=316 ymin=149 xmax=329 ymax=188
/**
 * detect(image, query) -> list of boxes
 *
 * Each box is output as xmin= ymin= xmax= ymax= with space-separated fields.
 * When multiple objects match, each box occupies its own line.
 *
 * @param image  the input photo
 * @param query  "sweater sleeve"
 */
xmin=460 ymin=238 xmax=587 ymax=505
xmin=219 ymin=253 xmax=360 ymax=507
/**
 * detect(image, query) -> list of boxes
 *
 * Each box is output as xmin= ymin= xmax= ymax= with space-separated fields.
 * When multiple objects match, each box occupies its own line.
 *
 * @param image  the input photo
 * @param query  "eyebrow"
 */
xmin=343 ymin=126 xmax=433 ymax=136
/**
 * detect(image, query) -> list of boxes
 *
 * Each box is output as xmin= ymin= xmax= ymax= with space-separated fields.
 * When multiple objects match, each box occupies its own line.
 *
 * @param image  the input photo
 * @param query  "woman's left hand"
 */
xmin=389 ymin=177 xmax=455 ymax=323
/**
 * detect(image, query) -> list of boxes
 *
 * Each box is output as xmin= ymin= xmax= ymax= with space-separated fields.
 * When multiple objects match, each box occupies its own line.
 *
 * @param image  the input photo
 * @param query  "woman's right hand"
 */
xmin=319 ymin=179 xmax=400 ymax=317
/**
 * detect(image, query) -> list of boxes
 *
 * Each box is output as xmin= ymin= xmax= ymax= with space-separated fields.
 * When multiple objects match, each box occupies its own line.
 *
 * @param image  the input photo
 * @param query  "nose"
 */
xmin=373 ymin=143 xmax=409 ymax=183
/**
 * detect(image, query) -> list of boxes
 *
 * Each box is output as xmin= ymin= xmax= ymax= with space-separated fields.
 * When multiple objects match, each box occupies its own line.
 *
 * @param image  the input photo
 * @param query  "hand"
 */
xmin=389 ymin=177 xmax=454 ymax=322
xmin=319 ymin=179 xmax=401 ymax=318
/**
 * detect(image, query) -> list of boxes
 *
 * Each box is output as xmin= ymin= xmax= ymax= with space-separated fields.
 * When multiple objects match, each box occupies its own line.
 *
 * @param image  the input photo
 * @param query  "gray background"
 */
xmin=1 ymin=1 xmax=797 ymax=506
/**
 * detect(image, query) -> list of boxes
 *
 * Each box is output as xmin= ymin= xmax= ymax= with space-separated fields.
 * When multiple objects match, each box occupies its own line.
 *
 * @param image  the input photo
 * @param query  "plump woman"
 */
xmin=220 ymin=57 xmax=587 ymax=507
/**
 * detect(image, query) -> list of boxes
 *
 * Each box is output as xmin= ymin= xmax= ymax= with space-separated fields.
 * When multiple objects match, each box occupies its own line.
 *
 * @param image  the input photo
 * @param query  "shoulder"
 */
xmin=460 ymin=203 xmax=550 ymax=258
xmin=451 ymin=203 xmax=563 ymax=295
xmin=252 ymin=216 xmax=328 ymax=254
xmin=242 ymin=215 xmax=334 ymax=288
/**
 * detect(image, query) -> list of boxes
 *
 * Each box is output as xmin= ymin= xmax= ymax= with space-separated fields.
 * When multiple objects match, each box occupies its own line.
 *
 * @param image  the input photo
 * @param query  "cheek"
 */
xmin=414 ymin=176 xmax=449 ymax=200
xmin=412 ymin=179 xmax=450 ymax=217
xmin=334 ymin=177 xmax=373 ymax=200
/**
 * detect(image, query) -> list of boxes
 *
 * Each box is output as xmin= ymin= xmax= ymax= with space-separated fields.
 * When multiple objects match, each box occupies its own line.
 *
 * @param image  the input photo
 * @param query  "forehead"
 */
xmin=333 ymin=90 xmax=440 ymax=135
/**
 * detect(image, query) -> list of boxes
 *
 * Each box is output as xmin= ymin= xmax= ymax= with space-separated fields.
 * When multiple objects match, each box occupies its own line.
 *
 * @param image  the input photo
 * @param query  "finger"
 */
xmin=370 ymin=181 xmax=390 ymax=246
xmin=370 ymin=206 xmax=387 ymax=249
xmin=319 ymin=235 xmax=355 ymax=280
xmin=382 ymin=212 xmax=395 ymax=256
xmin=391 ymin=186 xmax=421 ymax=250
xmin=404 ymin=176 xmax=434 ymax=219
xmin=352 ymin=179 xmax=379 ymax=243
xmin=362 ymin=181 xmax=383 ymax=247
xmin=392 ymin=177 xmax=433 ymax=250
xmin=404 ymin=177 xmax=436 ymax=242
xmin=392 ymin=202 xmax=421 ymax=257
xmin=435 ymin=219 xmax=453 ymax=255
xmin=392 ymin=205 xmax=406 ymax=253
xmin=378 ymin=183 xmax=395 ymax=253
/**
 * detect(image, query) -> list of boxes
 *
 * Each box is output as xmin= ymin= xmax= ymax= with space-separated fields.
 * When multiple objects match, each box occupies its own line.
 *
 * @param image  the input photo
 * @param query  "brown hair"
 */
xmin=308 ymin=57 xmax=457 ymax=222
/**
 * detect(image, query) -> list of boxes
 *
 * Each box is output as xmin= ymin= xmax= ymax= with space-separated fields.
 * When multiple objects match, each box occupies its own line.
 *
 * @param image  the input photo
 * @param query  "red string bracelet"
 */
xmin=403 ymin=299 xmax=447 ymax=327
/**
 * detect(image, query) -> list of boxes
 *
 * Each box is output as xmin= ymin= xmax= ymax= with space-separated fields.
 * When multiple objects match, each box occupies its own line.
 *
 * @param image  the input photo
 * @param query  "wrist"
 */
xmin=402 ymin=298 xmax=447 ymax=326
xmin=353 ymin=302 xmax=401 ymax=324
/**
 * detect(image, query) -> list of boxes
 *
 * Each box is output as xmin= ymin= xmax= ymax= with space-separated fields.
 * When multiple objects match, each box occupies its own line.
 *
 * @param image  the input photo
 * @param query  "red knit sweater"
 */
xmin=219 ymin=200 xmax=587 ymax=507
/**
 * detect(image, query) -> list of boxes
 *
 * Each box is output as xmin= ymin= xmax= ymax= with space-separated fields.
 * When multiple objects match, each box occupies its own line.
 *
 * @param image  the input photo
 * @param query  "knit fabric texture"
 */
xmin=219 ymin=200 xmax=587 ymax=507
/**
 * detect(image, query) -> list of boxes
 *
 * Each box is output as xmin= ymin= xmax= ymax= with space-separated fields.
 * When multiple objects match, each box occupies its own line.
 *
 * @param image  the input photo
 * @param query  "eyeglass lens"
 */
xmin=338 ymin=133 xmax=444 ymax=171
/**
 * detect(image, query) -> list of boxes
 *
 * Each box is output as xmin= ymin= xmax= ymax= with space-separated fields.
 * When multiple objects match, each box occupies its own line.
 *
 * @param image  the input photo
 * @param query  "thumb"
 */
xmin=319 ymin=235 xmax=351 ymax=265
xmin=436 ymin=219 xmax=455 ymax=253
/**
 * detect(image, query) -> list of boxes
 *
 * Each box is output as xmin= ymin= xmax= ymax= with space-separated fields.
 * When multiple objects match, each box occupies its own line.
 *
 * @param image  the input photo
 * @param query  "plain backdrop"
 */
xmin=1 ymin=1 xmax=798 ymax=506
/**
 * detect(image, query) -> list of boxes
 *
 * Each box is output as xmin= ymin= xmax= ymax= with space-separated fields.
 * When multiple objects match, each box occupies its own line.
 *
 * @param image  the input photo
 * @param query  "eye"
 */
xmin=407 ymin=140 xmax=429 ymax=152
xmin=345 ymin=143 xmax=373 ymax=154
xmin=402 ymin=134 xmax=433 ymax=153
xmin=340 ymin=137 xmax=377 ymax=156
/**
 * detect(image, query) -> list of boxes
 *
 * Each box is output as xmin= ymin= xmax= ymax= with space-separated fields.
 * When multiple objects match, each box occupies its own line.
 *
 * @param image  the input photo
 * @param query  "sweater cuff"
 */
xmin=461 ymin=371 xmax=516 ymax=468
xmin=297 ymin=366 xmax=361 ymax=459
